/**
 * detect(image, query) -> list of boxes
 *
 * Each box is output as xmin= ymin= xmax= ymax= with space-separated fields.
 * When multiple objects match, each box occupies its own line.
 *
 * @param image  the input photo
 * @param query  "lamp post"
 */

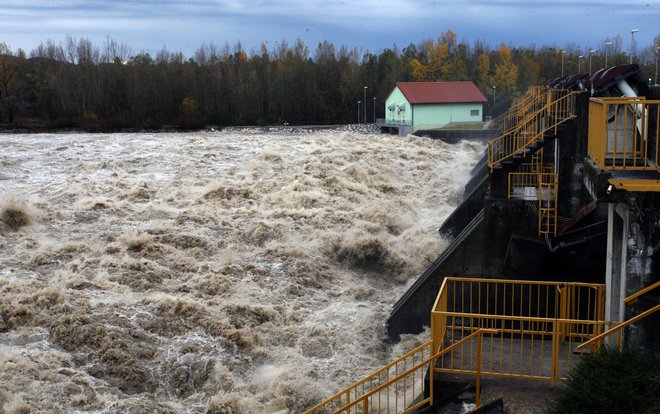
xmin=363 ymin=86 xmax=368 ymax=124
xmin=605 ymin=41 xmax=612 ymax=67
xmin=492 ymin=85 xmax=496 ymax=107
xmin=630 ymin=28 xmax=639 ymax=64
xmin=578 ymin=55 xmax=583 ymax=73
xmin=589 ymin=49 xmax=597 ymax=75
xmin=373 ymin=97 xmax=376 ymax=123
xmin=357 ymin=101 xmax=361 ymax=124
xmin=655 ymin=47 xmax=660 ymax=85
xmin=560 ymin=49 xmax=565 ymax=77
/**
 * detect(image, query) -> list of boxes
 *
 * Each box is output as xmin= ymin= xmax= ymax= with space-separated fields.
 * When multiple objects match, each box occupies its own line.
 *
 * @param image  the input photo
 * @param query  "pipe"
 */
xmin=616 ymin=79 xmax=645 ymax=135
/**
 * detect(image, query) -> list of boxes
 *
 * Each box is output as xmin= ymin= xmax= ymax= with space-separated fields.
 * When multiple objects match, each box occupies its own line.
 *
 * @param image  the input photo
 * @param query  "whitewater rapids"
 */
xmin=0 ymin=130 xmax=483 ymax=413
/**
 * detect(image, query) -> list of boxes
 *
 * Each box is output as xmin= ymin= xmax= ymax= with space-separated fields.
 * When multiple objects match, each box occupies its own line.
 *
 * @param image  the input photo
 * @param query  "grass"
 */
xmin=438 ymin=122 xmax=487 ymax=130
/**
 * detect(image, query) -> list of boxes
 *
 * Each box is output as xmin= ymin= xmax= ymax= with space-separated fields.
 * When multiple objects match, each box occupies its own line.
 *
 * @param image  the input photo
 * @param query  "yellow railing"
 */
xmin=576 ymin=304 xmax=660 ymax=351
xmin=432 ymin=277 xmax=606 ymax=384
xmin=538 ymin=172 xmax=559 ymax=236
xmin=498 ymin=87 xmax=546 ymax=133
xmin=507 ymin=167 xmax=559 ymax=236
xmin=307 ymin=277 xmax=609 ymax=413
xmin=588 ymin=97 xmax=660 ymax=171
xmin=507 ymin=162 xmax=554 ymax=199
xmin=303 ymin=341 xmax=433 ymax=414
xmin=303 ymin=329 xmax=499 ymax=414
xmin=488 ymin=90 xmax=577 ymax=170
xmin=576 ymin=280 xmax=659 ymax=351
xmin=624 ymin=280 xmax=660 ymax=305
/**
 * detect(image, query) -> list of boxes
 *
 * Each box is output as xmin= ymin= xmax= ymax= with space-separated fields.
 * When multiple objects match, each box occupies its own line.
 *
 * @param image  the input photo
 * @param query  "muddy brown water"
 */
xmin=0 ymin=131 xmax=483 ymax=413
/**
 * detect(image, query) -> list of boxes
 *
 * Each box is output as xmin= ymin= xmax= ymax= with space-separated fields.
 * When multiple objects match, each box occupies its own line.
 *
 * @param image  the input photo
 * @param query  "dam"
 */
xmin=306 ymin=64 xmax=660 ymax=413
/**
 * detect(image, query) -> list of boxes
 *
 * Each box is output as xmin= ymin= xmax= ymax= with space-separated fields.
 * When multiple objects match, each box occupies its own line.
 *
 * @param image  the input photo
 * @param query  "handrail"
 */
xmin=332 ymin=329 xmax=498 ymax=414
xmin=576 ymin=304 xmax=660 ymax=351
xmin=303 ymin=340 xmax=432 ymax=414
xmin=624 ymin=280 xmax=660 ymax=305
xmin=587 ymin=97 xmax=660 ymax=171
xmin=488 ymin=90 xmax=577 ymax=170
xmin=304 ymin=329 xmax=499 ymax=414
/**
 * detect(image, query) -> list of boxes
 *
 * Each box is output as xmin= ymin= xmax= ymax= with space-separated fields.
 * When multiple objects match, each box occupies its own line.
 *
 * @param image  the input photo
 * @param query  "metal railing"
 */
xmin=538 ymin=172 xmax=559 ymax=236
xmin=507 ymin=163 xmax=559 ymax=236
xmin=624 ymin=280 xmax=660 ymax=305
xmin=303 ymin=329 xmax=499 ymax=414
xmin=488 ymin=90 xmax=577 ymax=170
xmin=576 ymin=304 xmax=660 ymax=351
xmin=432 ymin=277 xmax=606 ymax=384
xmin=588 ymin=97 xmax=660 ymax=170
xmin=378 ymin=118 xmax=412 ymax=127
xmin=303 ymin=341 xmax=434 ymax=414
xmin=306 ymin=277 xmax=609 ymax=413
xmin=498 ymin=87 xmax=546 ymax=133
xmin=507 ymin=162 xmax=554 ymax=200
xmin=576 ymin=280 xmax=659 ymax=351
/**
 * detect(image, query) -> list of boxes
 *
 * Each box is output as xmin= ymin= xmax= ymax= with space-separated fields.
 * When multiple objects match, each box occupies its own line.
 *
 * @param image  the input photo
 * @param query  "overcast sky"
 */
xmin=0 ymin=0 xmax=658 ymax=57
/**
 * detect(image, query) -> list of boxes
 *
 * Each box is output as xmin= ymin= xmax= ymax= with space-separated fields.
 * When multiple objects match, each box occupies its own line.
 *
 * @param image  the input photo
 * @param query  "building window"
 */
xmin=471 ymin=109 xmax=480 ymax=116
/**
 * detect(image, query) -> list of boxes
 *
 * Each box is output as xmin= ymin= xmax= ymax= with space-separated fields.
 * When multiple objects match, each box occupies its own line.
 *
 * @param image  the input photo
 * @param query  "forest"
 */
xmin=0 ymin=30 xmax=659 ymax=130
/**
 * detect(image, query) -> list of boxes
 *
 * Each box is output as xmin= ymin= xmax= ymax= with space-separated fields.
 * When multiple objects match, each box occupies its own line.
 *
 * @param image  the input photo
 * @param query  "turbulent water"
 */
xmin=0 ymin=130 xmax=483 ymax=413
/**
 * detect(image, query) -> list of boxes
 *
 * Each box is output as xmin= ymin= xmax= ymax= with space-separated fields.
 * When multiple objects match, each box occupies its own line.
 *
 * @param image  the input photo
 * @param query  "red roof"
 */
xmin=395 ymin=81 xmax=488 ymax=105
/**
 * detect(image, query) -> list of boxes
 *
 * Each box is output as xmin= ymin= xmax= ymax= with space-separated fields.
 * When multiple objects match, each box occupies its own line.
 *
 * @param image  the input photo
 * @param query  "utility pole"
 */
xmin=605 ymin=41 xmax=612 ymax=67
xmin=589 ymin=49 xmax=597 ymax=75
xmin=578 ymin=55 xmax=583 ymax=73
xmin=630 ymin=29 xmax=639 ymax=64
xmin=655 ymin=47 xmax=660 ymax=85
xmin=363 ymin=86 xmax=368 ymax=124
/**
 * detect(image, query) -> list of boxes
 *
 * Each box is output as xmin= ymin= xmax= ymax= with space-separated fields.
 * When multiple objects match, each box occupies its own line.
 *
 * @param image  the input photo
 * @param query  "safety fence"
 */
xmin=588 ymin=97 xmax=660 ymax=171
xmin=303 ymin=330 xmax=498 ymax=414
xmin=302 ymin=340 xmax=433 ymax=414
xmin=488 ymin=90 xmax=577 ymax=170
xmin=578 ymin=280 xmax=660 ymax=351
xmin=432 ymin=278 xmax=606 ymax=384
xmin=305 ymin=277 xmax=609 ymax=413
xmin=497 ymin=87 xmax=546 ymax=133
xmin=507 ymin=163 xmax=555 ymax=200
xmin=538 ymin=172 xmax=559 ymax=236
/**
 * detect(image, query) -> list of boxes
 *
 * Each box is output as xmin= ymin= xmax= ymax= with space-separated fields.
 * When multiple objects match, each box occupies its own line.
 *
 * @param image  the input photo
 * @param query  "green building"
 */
xmin=380 ymin=81 xmax=487 ymax=134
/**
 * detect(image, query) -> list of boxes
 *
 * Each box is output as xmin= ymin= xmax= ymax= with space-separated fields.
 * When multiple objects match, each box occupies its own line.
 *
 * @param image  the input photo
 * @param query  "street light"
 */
xmin=605 ymin=41 xmax=612 ymax=67
xmin=589 ymin=49 xmax=597 ymax=75
xmin=357 ymin=101 xmax=361 ymax=124
xmin=560 ymin=49 xmax=565 ymax=77
xmin=630 ymin=29 xmax=639 ymax=64
xmin=492 ymin=85 xmax=496 ymax=107
xmin=373 ymin=97 xmax=376 ymax=123
xmin=655 ymin=47 xmax=660 ymax=85
xmin=578 ymin=55 xmax=583 ymax=73
xmin=363 ymin=86 xmax=368 ymax=124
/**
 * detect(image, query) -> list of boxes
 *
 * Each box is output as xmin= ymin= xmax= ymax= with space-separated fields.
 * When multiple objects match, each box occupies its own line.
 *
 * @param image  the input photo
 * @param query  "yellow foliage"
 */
xmin=181 ymin=96 xmax=199 ymax=116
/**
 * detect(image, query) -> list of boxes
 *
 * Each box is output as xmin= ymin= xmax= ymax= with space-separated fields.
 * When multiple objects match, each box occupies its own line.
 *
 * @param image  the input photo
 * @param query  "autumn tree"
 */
xmin=493 ymin=44 xmax=519 ymax=97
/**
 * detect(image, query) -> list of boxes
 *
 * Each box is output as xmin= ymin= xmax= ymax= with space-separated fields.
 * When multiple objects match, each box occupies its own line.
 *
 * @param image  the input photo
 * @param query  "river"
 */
xmin=0 ymin=130 xmax=483 ymax=413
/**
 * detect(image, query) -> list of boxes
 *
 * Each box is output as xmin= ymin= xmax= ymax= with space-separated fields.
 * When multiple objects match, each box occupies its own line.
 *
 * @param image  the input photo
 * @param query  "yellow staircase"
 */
xmin=507 ymin=152 xmax=559 ymax=236
xmin=488 ymin=89 xmax=577 ymax=171
xmin=304 ymin=278 xmax=608 ymax=414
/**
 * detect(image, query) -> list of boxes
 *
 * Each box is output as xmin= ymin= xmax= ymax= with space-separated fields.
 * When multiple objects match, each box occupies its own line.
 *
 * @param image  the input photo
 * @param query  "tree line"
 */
xmin=0 ymin=31 xmax=659 ymax=130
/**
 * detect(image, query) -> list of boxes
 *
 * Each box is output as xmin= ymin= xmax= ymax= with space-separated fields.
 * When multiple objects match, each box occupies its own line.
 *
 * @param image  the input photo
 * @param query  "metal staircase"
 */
xmin=304 ymin=278 xmax=608 ymax=414
xmin=488 ymin=88 xmax=579 ymax=236
xmin=488 ymin=89 xmax=577 ymax=171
